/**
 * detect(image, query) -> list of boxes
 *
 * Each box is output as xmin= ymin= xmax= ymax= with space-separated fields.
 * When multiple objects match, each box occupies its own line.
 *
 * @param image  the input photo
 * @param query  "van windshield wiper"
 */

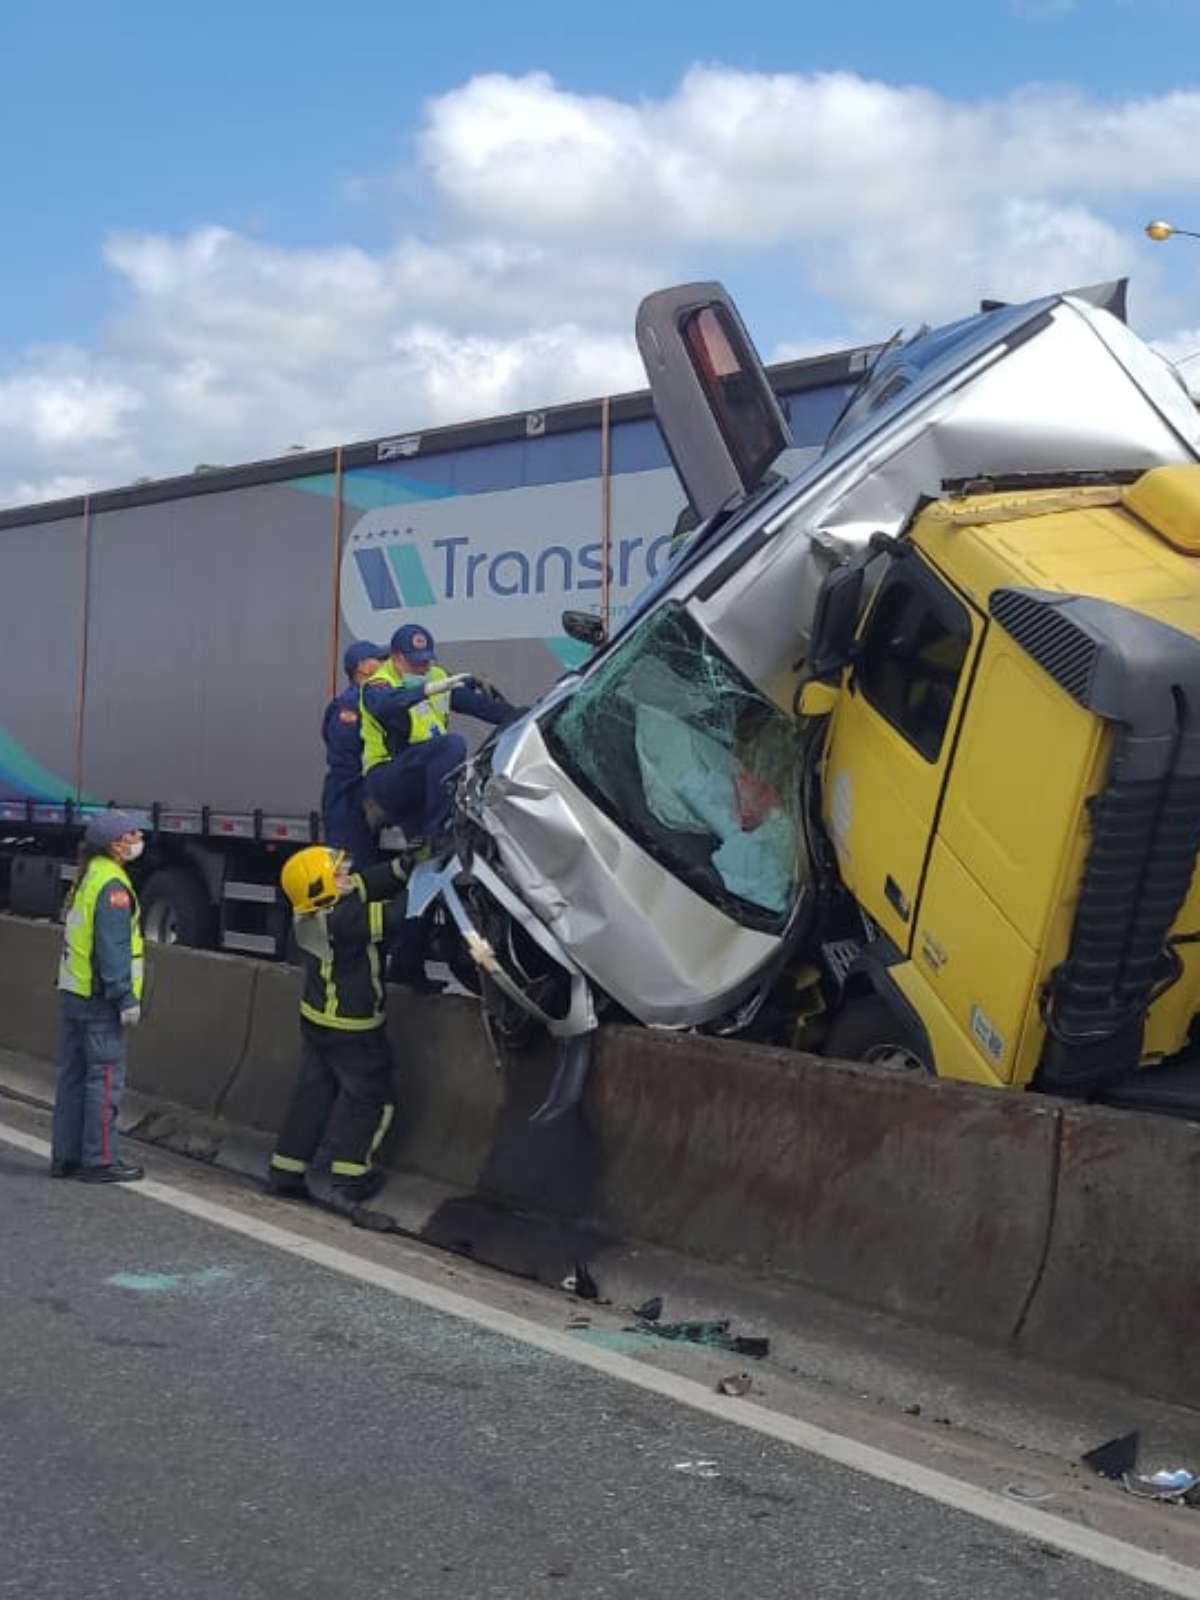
xmin=824 ymin=328 xmax=906 ymax=448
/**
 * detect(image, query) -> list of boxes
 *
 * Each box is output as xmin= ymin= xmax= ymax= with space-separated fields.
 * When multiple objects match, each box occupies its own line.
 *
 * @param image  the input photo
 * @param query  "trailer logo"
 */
xmin=351 ymin=540 xmax=438 ymax=612
xmin=339 ymin=479 xmax=679 ymax=646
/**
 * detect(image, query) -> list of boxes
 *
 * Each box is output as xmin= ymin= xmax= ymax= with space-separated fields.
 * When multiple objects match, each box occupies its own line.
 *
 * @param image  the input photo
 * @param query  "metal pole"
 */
xmin=600 ymin=394 xmax=612 ymax=631
xmin=330 ymin=446 xmax=345 ymax=700
xmin=72 ymin=494 xmax=92 ymax=803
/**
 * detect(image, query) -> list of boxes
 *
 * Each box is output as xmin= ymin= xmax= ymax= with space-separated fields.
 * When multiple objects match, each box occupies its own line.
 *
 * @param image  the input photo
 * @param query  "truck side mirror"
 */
xmin=562 ymin=610 xmax=607 ymax=649
xmin=808 ymin=565 xmax=865 ymax=679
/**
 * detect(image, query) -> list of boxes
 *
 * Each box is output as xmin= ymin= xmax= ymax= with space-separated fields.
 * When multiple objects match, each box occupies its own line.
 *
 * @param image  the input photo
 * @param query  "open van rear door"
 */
xmin=636 ymin=282 xmax=793 ymax=524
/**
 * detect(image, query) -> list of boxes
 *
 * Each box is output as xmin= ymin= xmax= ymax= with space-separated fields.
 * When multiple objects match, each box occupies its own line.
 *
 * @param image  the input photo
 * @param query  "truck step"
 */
xmin=222 ymin=881 xmax=278 ymax=904
xmin=220 ymin=930 xmax=279 ymax=956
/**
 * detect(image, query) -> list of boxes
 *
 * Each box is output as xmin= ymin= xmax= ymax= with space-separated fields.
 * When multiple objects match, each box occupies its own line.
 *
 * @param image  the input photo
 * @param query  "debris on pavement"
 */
xmin=1005 ymin=1480 xmax=1055 ymax=1504
xmin=903 ymin=1404 xmax=922 ymax=1417
xmin=716 ymin=1373 xmax=754 ymax=1398
xmin=633 ymin=1295 xmax=663 ymax=1322
xmin=731 ymin=1335 xmax=770 ymax=1360
xmin=1081 ymin=1433 xmax=1198 ymax=1505
xmin=673 ymin=1460 xmax=721 ymax=1479
xmin=1122 ymin=1470 xmax=1200 ymax=1504
xmin=1081 ymin=1431 xmax=1140 ymax=1481
xmin=634 ymin=1317 xmax=732 ymax=1345
xmin=561 ymin=1261 xmax=601 ymax=1302
xmin=626 ymin=1317 xmax=770 ymax=1359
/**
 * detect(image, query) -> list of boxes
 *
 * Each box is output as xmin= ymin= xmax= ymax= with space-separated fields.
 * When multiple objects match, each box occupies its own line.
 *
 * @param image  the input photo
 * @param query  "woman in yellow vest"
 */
xmin=51 ymin=810 xmax=146 ymax=1183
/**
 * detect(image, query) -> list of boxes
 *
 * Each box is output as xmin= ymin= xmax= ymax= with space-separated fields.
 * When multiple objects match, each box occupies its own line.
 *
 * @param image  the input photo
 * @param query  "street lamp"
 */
xmin=1146 ymin=220 xmax=1200 ymax=242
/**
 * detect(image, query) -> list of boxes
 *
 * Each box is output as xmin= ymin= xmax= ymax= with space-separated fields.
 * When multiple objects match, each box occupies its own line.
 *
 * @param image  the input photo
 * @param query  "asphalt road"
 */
xmin=0 ymin=1131 xmax=1181 ymax=1600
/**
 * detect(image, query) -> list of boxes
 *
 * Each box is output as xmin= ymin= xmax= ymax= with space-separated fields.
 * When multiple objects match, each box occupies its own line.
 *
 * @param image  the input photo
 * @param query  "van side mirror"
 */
xmin=562 ymin=610 xmax=607 ymax=648
xmin=808 ymin=565 xmax=865 ymax=679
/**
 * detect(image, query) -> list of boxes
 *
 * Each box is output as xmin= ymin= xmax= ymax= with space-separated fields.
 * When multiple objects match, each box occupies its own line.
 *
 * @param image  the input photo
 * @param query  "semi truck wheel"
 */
xmin=824 ymin=995 xmax=931 ymax=1073
xmin=140 ymin=868 xmax=215 ymax=949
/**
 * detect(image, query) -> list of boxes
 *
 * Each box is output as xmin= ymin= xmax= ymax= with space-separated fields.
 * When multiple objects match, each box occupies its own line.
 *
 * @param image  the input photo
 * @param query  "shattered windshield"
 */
xmin=544 ymin=603 xmax=807 ymax=928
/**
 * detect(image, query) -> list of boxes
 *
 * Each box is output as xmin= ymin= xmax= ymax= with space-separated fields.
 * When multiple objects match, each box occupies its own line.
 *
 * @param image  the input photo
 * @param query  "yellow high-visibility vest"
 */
xmin=58 ymin=857 xmax=144 ymax=1001
xmin=360 ymin=661 xmax=450 ymax=773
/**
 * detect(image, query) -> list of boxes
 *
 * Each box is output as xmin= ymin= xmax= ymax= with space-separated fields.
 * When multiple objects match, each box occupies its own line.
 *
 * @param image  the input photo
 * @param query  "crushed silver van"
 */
xmin=416 ymin=279 xmax=1200 ymax=1091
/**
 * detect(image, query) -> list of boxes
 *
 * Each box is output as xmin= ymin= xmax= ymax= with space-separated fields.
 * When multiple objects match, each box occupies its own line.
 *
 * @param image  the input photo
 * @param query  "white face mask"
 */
xmin=122 ymin=838 xmax=145 ymax=863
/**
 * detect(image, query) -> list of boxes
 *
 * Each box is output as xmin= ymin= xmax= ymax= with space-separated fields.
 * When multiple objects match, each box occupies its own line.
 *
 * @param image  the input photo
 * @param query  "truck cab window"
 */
xmin=854 ymin=566 xmax=971 ymax=762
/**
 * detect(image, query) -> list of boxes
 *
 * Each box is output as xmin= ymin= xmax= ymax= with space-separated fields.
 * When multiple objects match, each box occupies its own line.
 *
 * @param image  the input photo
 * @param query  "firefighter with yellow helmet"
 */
xmin=267 ymin=844 xmax=412 ymax=1207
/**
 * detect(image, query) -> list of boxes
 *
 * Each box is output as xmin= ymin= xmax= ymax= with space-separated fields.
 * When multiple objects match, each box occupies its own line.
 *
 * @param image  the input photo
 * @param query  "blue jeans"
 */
xmin=52 ymin=994 xmax=129 ymax=1169
xmin=365 ymin=734 xmax=466 ymax=839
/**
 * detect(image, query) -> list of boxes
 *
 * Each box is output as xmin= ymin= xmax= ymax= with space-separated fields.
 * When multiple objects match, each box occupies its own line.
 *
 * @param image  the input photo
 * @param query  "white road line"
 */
xmin=5 ymin=1115 xmax=1197 ymax=1597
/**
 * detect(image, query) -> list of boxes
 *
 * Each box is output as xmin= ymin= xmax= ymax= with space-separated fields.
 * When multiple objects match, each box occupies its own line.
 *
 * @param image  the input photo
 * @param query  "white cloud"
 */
xmin=2 ymin=65 xmax=1199 ymax=509
xmin=0 ymin=225 xmax=651 ymax=507
xmin=422 ymin=68 xmax=1200 ymax=320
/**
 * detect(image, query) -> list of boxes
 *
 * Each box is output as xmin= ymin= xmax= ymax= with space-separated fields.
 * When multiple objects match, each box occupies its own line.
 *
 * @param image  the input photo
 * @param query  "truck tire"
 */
xmin=140 ymin=868 xmax=215 ymax=949
xmin=824 ymin=995 xmax=932 ymax=1074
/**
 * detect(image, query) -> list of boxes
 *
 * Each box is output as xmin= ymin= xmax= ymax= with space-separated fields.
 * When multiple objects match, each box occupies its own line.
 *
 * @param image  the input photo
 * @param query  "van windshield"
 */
xmin=544 ymin=603 xmax=807 ymax=929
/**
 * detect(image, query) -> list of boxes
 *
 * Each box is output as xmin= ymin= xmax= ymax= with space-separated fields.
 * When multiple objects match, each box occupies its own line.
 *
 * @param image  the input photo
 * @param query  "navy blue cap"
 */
xmin=343 ymin=640 xmax=385 ymax=678
xmin=85 ymin=810 xmax=140 ymax=847
xmin=390 ymin=624 xmax=436 ymax=665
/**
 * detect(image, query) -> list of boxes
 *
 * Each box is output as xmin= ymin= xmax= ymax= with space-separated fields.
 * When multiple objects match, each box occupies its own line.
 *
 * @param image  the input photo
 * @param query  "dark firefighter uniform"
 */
xmin=268 ymin=848 xmax=411 ymax=1204
xmin=320 ymin=641 xmax=385 ymax=868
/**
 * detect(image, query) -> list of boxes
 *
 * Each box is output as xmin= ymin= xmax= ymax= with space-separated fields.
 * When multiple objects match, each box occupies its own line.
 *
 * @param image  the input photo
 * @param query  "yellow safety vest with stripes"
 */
xmin=360 ymin=660 xmax=451 ymax=775
xmin=58 ymin=857 xmax=145 ymax=1001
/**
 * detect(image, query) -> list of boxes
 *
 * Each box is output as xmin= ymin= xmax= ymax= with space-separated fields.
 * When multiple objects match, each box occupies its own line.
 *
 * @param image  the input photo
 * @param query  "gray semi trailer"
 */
xmin=0 ymin=346 xmax=866 ymax=954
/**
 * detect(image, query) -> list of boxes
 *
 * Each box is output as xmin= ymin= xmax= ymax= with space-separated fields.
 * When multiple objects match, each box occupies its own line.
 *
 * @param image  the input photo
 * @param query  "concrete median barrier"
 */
xmin=386 ymin=990 xmax=505 ymax=1190
xmin=1015 ymin=1103 xmax=1200 ymax=1409
xmin=130 ymin=945 xmax=257 ymax=1116
xmin=585 ymin=1028 xmax=1061 ymax=1346
xmin=219 ymin=963 xmax=302 ymax=1134
xmin=0 ymin=915 xmax=61 ymax=1059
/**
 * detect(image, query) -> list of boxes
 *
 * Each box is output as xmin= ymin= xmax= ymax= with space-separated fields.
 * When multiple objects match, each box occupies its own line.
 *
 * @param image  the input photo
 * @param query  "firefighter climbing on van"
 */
xmin=321 ymin=639 xmax=385 ymax=868
xmin=268 ymin=845 xmax=414 ymax=1210
xmin=359 ymin=623 xmax=521 ymax=849
xmin=51 ymin=811 xmax=147 ymax=1184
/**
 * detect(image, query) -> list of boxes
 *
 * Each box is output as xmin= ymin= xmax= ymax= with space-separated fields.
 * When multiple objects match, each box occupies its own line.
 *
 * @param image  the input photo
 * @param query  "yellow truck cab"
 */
xmin=812 ymin=464 xmax=1200 ymax=1098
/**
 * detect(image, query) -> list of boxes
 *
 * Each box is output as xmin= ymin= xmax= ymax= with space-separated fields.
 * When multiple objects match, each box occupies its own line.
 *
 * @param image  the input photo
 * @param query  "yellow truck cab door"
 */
xmin=823 ymin=552 xmax=981 ymax=953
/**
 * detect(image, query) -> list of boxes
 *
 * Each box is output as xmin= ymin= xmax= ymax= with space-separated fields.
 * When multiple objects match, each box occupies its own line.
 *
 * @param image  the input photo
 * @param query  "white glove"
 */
xmin=120 ymin=1004 xmax=142 ymax=1029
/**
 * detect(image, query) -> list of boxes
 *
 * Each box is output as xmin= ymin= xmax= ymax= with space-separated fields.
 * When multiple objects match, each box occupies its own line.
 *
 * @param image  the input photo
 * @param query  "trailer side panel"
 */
xmin=80 ymin=483 xmax=334 ymax=815
xmin=0 ymin=515 xmax=85 ymax=803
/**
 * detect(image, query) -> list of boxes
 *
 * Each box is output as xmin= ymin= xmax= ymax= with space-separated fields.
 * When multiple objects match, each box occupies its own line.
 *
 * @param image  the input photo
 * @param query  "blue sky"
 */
xmin=1 ymin=0 xmax=1198 ymax=504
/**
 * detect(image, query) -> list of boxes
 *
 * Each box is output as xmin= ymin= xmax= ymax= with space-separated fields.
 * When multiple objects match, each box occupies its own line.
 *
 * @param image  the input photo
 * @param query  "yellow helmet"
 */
xmin=281 ymin=846 xmax=347 ymax=914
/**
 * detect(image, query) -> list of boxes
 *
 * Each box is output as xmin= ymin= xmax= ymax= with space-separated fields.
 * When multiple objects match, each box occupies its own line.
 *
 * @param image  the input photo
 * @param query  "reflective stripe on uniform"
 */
xmin=367 ymin=1103 xmax=394 ymax=1161
xmin=330 ymin=1104 xmax=393 ymax=1182
xmin=406 ymin=665 xmax=450 ymax=743
xmin=368 ymin=902 xmax=384 ymax=942
xmin=298 ymin=1001 xmax=385 ymax=1032
xmin=366 ymin=939 xmax=383 ymax=1016
xmin=359 ymin=659 xmax=403 ymax=775
xmin=270 ymin=1153 xmax=308 ymax=1173
xmin=321 ymin=951 xmax=338 ymax=1021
